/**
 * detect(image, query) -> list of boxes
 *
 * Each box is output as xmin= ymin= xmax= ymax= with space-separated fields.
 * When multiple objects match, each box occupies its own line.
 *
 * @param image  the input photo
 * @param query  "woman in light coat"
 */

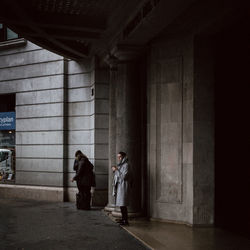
xmin=112 ymin=151 xmax=130 ymax=226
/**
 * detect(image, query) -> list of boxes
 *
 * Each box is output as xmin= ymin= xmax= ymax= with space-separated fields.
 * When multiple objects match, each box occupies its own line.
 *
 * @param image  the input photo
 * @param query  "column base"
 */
xmin=104 ymin=204 xmax=116 ymax=212
xmin=112 ymin=210 xmax=141 ymax=218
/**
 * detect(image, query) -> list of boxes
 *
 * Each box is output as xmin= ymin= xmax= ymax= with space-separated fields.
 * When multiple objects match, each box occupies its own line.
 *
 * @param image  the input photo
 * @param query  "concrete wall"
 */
xmin=147 ymin=36 xmax=194 ymax=225
xmin=0 ymin=41 xmax=109 ymax=204
xmin=0 ymin=42 xmax=65 ymax=188
xmin=92 ymin=63 xmax=109 ymax=205
xmin=65 ymin=58 xmax=94 ymax=199
xmin=146 ymin=0 xmax=236 ymax=225
xmin=147 ymin=2 xmax=221 ymax=224
xmin=66 ymin=58 xmax=109 ymax=205
xmin=193 ymin=36 xmax=214 ymax=225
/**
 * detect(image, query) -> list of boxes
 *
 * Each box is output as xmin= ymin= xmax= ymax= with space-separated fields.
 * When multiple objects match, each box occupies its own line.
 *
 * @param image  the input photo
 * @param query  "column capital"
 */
xmin=104 ymin=54 xmax=119 ymax=71
xmin=105 ymin=44 xmax=145 ymax=69
xmin=111 ymin=44 xmax=145 ymax=62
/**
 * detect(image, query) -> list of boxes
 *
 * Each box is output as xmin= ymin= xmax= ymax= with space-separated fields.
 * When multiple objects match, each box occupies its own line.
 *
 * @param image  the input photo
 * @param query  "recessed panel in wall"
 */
xmin=155 ymin=56 xmax=183 ymax=204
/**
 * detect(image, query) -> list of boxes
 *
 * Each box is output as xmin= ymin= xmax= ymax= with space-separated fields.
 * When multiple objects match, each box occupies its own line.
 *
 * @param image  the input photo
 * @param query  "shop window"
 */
xmin=0 ymin=23 xmax=19 ymax=42
xmin=0 ymin=94 xmax=16 ymax=183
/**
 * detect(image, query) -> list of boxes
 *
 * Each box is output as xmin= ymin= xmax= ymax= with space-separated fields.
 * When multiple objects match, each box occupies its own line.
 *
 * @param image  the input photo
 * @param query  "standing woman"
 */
xmin=112 ymin=151 xmax=130 ymax=226
xmin=71 ymin=150 xmax=94 ymax=210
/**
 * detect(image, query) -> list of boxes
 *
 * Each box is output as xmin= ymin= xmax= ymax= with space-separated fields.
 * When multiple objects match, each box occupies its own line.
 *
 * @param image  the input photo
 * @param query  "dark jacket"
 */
xmin=73 ymin=159 xmax=78 ymax=171
xmin=73 ymin=156 xmax=96 ymax=187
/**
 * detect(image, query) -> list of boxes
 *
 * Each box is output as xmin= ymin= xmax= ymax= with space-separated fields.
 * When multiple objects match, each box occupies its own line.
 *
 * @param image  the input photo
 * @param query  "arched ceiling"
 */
xmin=0 ymin=0 xmax=195 ymax=60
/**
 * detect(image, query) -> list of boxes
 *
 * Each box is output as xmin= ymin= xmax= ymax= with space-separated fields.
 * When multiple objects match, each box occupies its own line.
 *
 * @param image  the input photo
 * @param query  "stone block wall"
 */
xmin=147 ymin=36 xmax=194 ymax=225
xmin=0 ymin=42 xmax=65 ymax=189
xmin=147 ymin=33 xmax=215 ymax=226
xmin=66 ymin=58 xmax=109 ymax=205
xmin=66 ymin=58 xmax=94 ymax=191
xmin=0 ymin=42 xmax=109 ymax=204
xmin=193 ymin=36 xmax=214 ymax=225
xmin=92 ymin=64 xmax=109 ymax=205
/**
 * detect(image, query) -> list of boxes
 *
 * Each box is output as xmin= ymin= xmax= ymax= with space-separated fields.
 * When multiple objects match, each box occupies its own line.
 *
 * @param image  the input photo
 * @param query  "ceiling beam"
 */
xmin=23 ymin=30 xmax=100 ymax=41
xmin=1 ymin=0 xmax=89 ymax=58
xmin=33 ymin=13 xmax=106 ymax=32
xmin=1 ymin=16 xmax=106 ymax=33
xmin=0 ymin=23 xmax=82 ymax=60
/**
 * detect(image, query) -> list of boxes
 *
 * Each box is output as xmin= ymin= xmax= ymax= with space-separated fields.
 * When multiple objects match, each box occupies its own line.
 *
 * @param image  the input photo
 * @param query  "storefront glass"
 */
xmin=0 ymin=112 xmax=15 ymax=183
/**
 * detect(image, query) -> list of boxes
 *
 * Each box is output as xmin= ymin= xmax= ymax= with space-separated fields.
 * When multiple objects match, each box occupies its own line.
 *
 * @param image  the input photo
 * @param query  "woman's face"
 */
xmin=117 ymin=154 xmax=123 ymax=162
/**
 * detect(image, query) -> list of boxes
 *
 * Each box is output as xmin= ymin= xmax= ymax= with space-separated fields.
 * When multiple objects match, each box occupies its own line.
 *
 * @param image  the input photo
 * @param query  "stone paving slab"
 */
xmin=122 ymin=218 xmax=250 ymax=250
xmin=0 ymin=199 xmax=148 ymax=250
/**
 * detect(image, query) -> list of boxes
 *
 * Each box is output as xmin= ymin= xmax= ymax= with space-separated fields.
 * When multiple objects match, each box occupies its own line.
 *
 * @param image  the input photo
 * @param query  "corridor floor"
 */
xmin=1 ymin=198 xmax=250 ymax=250
xmin=0 ymin=198 xmax=148 ymax=250
xmin=122 ymin=218 xmax=250 ymax=250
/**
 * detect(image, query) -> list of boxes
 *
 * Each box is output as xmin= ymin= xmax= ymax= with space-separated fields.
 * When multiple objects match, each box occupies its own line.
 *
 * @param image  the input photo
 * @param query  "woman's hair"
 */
xmin=75 ymin=150 xmax=87 ymax=158
xmin=118 ymin=151 xmax=126 ymax=158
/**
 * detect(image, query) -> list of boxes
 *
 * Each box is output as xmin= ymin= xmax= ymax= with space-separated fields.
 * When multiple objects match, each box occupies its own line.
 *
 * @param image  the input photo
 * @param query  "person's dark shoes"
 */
xmin=119 ymin=220 xmax=129 ymax=226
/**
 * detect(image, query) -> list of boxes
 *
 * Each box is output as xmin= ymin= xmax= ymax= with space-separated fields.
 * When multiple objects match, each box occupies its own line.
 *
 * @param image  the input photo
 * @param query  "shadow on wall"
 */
xmin=214 ymin=15 xmax=250 ymax=238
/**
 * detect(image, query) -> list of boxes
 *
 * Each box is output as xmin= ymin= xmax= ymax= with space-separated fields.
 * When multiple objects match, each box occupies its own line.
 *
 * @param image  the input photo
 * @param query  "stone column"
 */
xmin=105 ymin=56 xmax=119 ymax=212
xmin=106 ymin=45 xmax=145 ymax=217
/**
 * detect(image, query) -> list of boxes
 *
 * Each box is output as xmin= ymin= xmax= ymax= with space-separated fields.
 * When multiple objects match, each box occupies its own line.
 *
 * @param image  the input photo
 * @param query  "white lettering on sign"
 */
xmin=0 ymin=117 xmax=14 ymax=123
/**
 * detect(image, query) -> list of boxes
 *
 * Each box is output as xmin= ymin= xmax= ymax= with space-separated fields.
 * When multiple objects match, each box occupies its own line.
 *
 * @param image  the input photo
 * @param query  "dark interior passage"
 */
xmin=214 ymin=16 xmax=250 ymax=238
xmin=0 ymin=94 xmax=15 ymax=112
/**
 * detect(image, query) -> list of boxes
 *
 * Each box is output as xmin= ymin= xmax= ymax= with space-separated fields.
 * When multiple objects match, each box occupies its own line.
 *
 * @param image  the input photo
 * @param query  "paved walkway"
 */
xmin=122 ymin=218 xmax=250 ymax=250
xmin=0 ymin=199 xmax=148 ymax=250
xmin=1 ymin=198 xmax=250 ymax=250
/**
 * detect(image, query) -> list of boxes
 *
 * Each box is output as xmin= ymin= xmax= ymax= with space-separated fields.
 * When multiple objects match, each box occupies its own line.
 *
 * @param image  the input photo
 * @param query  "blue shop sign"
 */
xmin=0 ymin=112 xmax=16 ymax=130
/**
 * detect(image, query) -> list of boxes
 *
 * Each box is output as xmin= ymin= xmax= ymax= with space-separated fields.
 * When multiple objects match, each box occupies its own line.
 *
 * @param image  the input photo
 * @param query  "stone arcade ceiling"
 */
xmin=0 ymin=0 xmax=194 ymax=60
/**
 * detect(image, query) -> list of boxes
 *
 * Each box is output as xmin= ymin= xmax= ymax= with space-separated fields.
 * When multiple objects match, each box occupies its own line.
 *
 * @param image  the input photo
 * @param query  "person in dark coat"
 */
xmin=112 ymin=151 xmax=130 ymax=226
xmin=71 ymin=150 xmax=95 ymax=210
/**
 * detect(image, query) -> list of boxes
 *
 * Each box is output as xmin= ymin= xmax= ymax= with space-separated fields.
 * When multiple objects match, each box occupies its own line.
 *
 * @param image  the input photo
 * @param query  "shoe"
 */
xmin=119 ymin=220 xmax=129 ymax=226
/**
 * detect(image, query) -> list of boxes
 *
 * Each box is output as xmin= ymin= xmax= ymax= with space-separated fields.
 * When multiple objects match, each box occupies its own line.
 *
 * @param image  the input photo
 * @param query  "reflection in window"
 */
xmin=0 ymin=94 xmax=16 ymax=183
xmin=0 ymin=23 xmax=19 ymax=42
xmin=7 ymin=28 xmax=18 ymax=40
xmin=0 ymin=151 xmax=9 ymax=162
xmin=0 ymin=130 xmax=15 ymax=182
xmin=0 ymin=148 xmax=15 ymax=182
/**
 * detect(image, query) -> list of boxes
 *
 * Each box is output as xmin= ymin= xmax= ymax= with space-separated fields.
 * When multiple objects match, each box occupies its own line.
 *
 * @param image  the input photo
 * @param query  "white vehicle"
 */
xmin=0 ymin=149 xmax=13 ymax=176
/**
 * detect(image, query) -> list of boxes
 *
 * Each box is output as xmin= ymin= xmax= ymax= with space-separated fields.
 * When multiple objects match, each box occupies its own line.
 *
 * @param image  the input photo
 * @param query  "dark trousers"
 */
xmin=77 ymin=184 xmax=91 ymax=209
xmin=120 ymin=206 xmax=128 ymax=222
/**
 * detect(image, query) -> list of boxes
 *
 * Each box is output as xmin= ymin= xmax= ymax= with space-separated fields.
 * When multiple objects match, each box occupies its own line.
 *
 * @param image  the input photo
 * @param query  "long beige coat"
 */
xmin=114 ymin=157 xmax=130 ymax=206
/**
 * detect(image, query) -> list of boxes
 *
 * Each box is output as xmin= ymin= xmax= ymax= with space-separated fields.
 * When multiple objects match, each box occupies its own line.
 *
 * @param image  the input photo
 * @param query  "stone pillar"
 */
xmin=105 ymin=45 xmax=145 ymax=217
xmin=105 ymin=56 xmax=119 ymax=212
